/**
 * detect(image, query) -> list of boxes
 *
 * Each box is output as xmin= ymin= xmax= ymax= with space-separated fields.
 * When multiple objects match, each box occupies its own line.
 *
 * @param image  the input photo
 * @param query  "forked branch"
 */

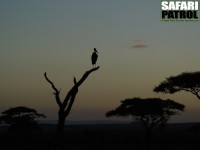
xmin=44 ymin=72 xmax=62 ymax=107
xmin=44 ymin=66 xmax=100 ymax=112
xmin=62 ymin=66 xmax=100 ymax=109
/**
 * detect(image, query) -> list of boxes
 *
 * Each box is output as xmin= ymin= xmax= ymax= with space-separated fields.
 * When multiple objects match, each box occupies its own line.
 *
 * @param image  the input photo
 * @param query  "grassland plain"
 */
xmin=0 ymin=123 xmax=200 ymax=150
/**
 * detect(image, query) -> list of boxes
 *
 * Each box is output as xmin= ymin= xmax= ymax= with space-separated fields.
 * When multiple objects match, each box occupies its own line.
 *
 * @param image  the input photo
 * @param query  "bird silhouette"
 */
xmin=91 ymin=48 xmax=98 ymax=68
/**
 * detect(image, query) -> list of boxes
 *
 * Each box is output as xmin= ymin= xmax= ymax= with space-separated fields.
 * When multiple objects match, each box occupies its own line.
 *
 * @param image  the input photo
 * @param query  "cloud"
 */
xmin=131 ymin=40 xmax=149 ymax=49
xmin=132 ymin=44 xmax=148 ymax=48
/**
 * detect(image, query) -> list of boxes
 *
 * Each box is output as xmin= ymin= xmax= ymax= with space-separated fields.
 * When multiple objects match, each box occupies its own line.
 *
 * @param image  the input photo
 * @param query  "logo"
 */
xmin=161 ymin=1 xmax=199 ymax=22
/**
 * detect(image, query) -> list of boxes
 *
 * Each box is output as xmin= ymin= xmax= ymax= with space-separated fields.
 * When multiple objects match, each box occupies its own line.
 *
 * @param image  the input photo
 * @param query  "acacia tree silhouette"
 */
xmin=154 ymin=71 xmax=200 ymax=100
xmin=106 ymin=98 xmax=185 ymax=140
xmin=0 ymin=106 xmax=45 ymax=132
xmin=44 ymin=66 xmax=100 ymax=134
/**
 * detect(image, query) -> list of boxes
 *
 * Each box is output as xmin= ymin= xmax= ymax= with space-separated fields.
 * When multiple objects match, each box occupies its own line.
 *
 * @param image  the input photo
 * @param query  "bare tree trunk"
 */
xmin=44 ymin=66 xmax=100 ymax=133
xmin=44 ymin=67 xmax=99 ymax=149
xmin=57 ymin=110 xmax=65 ymax=133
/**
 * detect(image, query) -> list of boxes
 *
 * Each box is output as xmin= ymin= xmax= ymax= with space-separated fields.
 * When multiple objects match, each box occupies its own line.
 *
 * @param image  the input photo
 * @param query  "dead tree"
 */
xmin=44 ymin=66 xmax=100 ymax=134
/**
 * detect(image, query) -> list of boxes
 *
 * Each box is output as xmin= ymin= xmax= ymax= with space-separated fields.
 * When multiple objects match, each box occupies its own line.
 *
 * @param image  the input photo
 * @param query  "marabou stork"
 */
xmin=91 ymin=48 xmax=98 ymax=68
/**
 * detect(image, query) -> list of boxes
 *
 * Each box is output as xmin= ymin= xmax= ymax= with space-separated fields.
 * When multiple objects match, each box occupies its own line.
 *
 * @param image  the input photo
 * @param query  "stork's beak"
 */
xmin=94 ymin=48 xmax=98 ymax=53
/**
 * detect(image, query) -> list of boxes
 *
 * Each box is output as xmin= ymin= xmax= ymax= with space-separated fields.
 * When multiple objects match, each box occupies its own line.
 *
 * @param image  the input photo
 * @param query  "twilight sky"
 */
xmin=0 ymin=0 xmax=200 ymax=122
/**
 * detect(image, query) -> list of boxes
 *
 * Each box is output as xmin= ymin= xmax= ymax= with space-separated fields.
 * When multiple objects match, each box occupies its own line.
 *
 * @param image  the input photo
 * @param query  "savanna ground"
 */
xmin=0 ymin=123 xmax=200 ymax=150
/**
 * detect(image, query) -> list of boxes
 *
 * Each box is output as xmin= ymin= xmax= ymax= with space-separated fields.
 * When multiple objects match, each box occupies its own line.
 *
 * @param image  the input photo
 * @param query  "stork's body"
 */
xmin=91 ymin=48 xmax=98 ymax=68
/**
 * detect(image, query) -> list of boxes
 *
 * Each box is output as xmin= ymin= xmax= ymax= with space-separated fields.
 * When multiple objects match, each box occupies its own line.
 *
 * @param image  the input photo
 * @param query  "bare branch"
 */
xmin=64 ymin=87 xmax=78 ymax=117
xmin=62 ymin=67 xmax=100 ymax=109
xmin=44 ymin=72 xmax=62 ymax=107
xmin=76 ymin=66 xmax=100 ymax=86
xmin=73 ymin=77 xmax=77 ymax=85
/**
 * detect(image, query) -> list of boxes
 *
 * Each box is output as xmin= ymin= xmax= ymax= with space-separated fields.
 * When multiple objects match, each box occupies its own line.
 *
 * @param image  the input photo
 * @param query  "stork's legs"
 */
xmin=93 ymin=64 xmax=96 ymax=68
